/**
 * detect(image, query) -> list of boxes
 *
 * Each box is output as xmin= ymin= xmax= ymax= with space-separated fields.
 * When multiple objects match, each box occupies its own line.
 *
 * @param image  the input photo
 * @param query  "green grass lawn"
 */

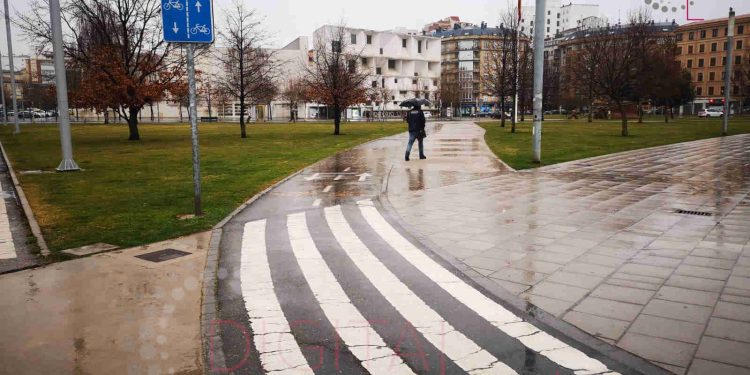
xmin=0 ymin=122 xmax=403 ymax=253
xmin=481 ymin=117 xmax=750 ymax=170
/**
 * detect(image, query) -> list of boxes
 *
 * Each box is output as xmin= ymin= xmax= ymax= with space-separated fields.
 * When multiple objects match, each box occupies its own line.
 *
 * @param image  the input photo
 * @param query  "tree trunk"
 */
xmin=588 ymin=98 xmax=593 ymax=123
xmin=637 ymin=102 xmax=644 ymax=124
xmin=127 ymin=107 xmax=141 ymax=141
xmin=178 ymin=103 xmax=183 ymax=122
xmin=104 ymin=110 xmax=110 ymax=124
xmin=500 ymin=99 xmax=506 ymax=127
xmin=333 ymin=106 xmax=341 ymax=135
xmin=150 ymin=103 xmax=154 ymax=122
xmin=664 ymin=105 xmax=669 ymax=123
xmin=618 ymin=102 xmax=628 ymax=137
xmin=240 ymin=99 xmax=247 ymax=138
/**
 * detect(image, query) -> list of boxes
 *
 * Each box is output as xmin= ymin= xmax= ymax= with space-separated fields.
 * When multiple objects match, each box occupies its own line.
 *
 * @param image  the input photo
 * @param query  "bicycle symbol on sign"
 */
xmin=163 ymin=0 xmax=183 ymax=11
xmin=191 ymin=24 xmax=211 ymax=36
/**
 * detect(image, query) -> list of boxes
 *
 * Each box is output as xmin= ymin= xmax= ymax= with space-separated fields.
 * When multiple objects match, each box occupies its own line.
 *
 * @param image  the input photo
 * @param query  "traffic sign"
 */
xmin=161 ymin=0 xmax=214 ymax=43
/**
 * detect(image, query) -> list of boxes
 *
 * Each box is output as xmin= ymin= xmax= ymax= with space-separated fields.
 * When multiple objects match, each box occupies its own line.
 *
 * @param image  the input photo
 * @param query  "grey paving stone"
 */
xmin=695 ymin=336 xmax=750 ymax=368
xmin=666 ymin=274 xmax=726 ymax=293
xmin=647 ymin=239 xmax=698 ymax=251
xmin=574 ymin=297 xmax=644 ymax=322
xmin=618 ymin=332 xmax=696 ymax=367
xmin=721 ymin=294 xmax=750 ymax=305
xmin=462 ymin=255 xmax=514 ymax=272
xmin=593 ymin=246 xmax=639 ymax=259
xmin=606 ymin=277 xmax=660 ymax=291
xmin=592 ymin=284 xmax=655 ymax=305
xmin=620 ymin=263 xmax=675 ymax=278
xmin=631 ymin=255 xmax=683 ymax=268
xmin=489 ymin=278 xmax=531 ymax=296
xmin=727 ymin=276 xmax=750 ymax=291
xmin=684 ymin=256 xmax=737 ymax=270
xmin=675 ymin=264 xmax=732 ymax=281
xmin=509 ymin=258 xmax=563 ymax=275
xmin=713 ymin=301 xmax=750 ymax=322
xmin=641 ymin=299 xmax=713 ymax=324
xmin=563 ymin=310 xmax=630 ymax=340
xmin=457 ymin=239 xmax=495 ymax=251
xmin=547 ymin=271 xmax=604 ymax=289
xmin=691 ymin=248 xmax=741 ymax=260
xmin=655 ymin=362 xmax=686 ymax=375
xmin=688 ymin=359 xmax=750 ymax=375
xmin=629 ymin=314 xmax=705 ymax=344
xmin=520 ymin=294 xmax=574 ymax=317
xmin=528 ymin=281 xmax=589 ymax=303
xmin=528 ymin=251 xmax=580 ymax=265
xmin=733 ymin=266 xmax=750 ymax=278
xmin=489 ymin=267 xmax=546 ymax=286
xmin=562 ymin=262 xmax=616 ymax=277
xmin=575 ymin=253 xmax=627 ymax=267
xmin=705 ymin=317 xmax=750 ymax=343
xmin=640 ymin=248 xmax=692 ymax=259
xmin=656 ymin=286 xmax=719 ymax=307
xmin=610 ymin=272 xmax=665 ymax=285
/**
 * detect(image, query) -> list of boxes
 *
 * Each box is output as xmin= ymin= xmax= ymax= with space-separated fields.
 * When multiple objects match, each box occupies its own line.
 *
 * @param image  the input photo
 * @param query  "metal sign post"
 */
xmin=722 ymin=8 xmax=735 ymax=136
xmin=532 ymin=0 xmax=546 ymax=163
xmin=161 ymin=0 xmax=213 ymax=216
xmin=50 ymin=0 xmax=80 ymax=171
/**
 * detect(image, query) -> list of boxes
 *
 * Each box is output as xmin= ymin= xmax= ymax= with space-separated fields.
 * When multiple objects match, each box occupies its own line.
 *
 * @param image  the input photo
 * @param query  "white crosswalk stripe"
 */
xmin=287 ymin=213 xmax=415 ymax=374
xmin=356 ymin=200 xmax=619 ymax=375
xmin=324 ymin=206 xmax=517 ymax=374
xmin=240 ymin=220 xmax=314 ymax=374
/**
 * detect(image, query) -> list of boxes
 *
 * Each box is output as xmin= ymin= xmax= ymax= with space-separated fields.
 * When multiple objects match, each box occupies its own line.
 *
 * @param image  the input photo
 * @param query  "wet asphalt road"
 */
xmin=208 ymin=122 xmax=667 ymax=375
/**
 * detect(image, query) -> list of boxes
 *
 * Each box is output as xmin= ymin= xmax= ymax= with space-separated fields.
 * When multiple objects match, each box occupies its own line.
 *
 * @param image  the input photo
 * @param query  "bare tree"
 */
xmin=18 ymin=0 xmax=187 ymax=140
xmin=217 ymin=2 xmax=278 ymax=137
xmin=569 ymin=31 xmax=605 ymax=123
xmin=280 ymin=78 xmax=307 ymax=122
xmin=483 ymin=26 xmax=514 ymax=129
xmin=372 ymin=84 xmax=393 ymax=121
xmin=438 ymin=76 xmax=461 ymax=118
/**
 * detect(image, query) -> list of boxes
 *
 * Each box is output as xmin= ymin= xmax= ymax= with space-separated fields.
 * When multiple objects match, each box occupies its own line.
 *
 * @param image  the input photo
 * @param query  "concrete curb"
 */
xmin=0 ymin=141 xmax=50 ymax=256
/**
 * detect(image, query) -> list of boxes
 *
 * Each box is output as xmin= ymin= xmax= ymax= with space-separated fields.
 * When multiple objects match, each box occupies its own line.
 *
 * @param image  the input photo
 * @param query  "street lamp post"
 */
xmin=0 ymin=48 xmax=6 ymax=124
xmin=722 ymin=8 xmax=735 ymax=136
xmin=49 ymin=0 xmax=80 ymax=171
xmin=3 ymin=0 xmax=20 ymax=133
xmin=532 ymin=0 xmax=546 ymax=163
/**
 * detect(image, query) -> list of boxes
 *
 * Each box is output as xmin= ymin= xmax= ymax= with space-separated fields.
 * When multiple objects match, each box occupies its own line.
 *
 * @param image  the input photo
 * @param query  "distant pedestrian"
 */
xmin=405 ymin=105 xmax=427 ymax=161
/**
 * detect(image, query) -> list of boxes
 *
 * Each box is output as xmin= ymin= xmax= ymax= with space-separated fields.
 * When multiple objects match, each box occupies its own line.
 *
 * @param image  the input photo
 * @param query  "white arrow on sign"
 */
xmin=172 ymin=22 xmax=179 ymax=34
xmin=304 ymin=173 xmax=320 ymax=181
xmin=195 ymin=0 xmax=202 ymax=12
xmin=357 ymin=173 xmax=372 ymax=182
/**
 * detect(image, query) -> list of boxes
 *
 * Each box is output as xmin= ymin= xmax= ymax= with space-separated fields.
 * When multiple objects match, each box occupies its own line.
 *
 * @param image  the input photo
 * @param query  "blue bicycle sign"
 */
xmin=161 ymin=0 xmax=214 ymax=43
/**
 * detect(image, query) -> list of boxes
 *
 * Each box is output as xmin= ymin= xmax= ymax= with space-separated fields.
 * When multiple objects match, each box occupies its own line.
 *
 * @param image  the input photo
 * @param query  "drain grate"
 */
xmin=674 ymin=209 xmax=713 ymax=217
xmin=136 ymin=248 xmax=192 ymax=263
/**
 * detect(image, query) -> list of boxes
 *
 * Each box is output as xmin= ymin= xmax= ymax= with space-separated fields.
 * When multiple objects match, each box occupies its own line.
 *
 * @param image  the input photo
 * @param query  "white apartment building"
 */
xmin=313 ymin=25 xmax=442 ymax=118
xmin=520 ymin=1 xmax=599 ymax=38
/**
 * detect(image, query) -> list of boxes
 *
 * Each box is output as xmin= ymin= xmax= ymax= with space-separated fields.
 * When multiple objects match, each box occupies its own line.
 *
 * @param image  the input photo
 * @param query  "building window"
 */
xmin=736 ymin=55 xmax=742 ymax=65
xmin=402 ymin=39 xmax=407 ymax=48
xmin=734 ymin=85 xmax=739 ymax=95
xmin=723 ymin=57 xmax=727 ymax=65
xmin=677 ymin=46 xmax=683 ymax=55
xmin=380 ymin=48 xmax=383 ymax=55
xmin=547 ymin=19 xmax=550 ymax=25
xmin=676 ymin=33 xmax=683 ymax=41
xmin=412 ymin=79 xmax=417 ymax=84
xmin=557 ymin=21 xmax=560 ymax=26
xmin=696 ymin=87 xmax=702 ymax=96
xmin=697 ymin=72 xmax=703 ymax=81
xmin=712 ymin=28 xmax=718 ymax=37
xmin=376 ymin=67 xmax=382 ymax=74
xmin=687 ymin=59 xmax=693 ymax=68
xmin=688 ymin=45 xmax=693 ymax=54
xmin=547 ymin=27 xmax=550 ymax=33
xmin=708 ymin=86 xmax=714 ymax=95
xmin=351 ymin=34 xmax=357 ymax=44
xmin=739 ymin=25 xmax=745 ymax=35
xmin=722 ymin=71 xmax=726 ymax=80
xmin=724 ymin=41 xmax=728 ymax=50
xmin=418 ymin=40 xmax=422 ymax=53
xmin=721 ymin=86 xmax=725 ymax=95
xmin=433 ymin=79 xmax=438 ymax=86
xmin=557 ymin=13 xmax=560 ymax=18
xmin=700 ymin=30 xmax=706 ymax=38
xmin=394 ymin=78 xmax=398 ymax=83
xmin=362 ymin=57 xmax=368 ymax=65
xmin=372 ymin=81 xmax=378 ymax=88
xmin=348 ymin=60 xmax=356 ymax=72
xmin=698 ymin=59 xmax=704 ymax=67
xmin=709 ymin=72 xmax=715 ymax=80
xmin=710 ymin=57 xmax=716 ymax=66
xmin=699 ymin=44 xmax=705 ymax=53
xmin=547 ymin=10 xmax=550 ymax=15
xmin=688 ymin=31 xmax=694 ymax=40
xmin=711 ymin=43 xmax=717 ymax=52
xmin=737 ymin=40 xmax=743 ymax=50
xmin=367 ymin=35 xmax=372 ymax=44
xmin=725 ymin=27 xmax=728 ymax=36
xmin=332 ymin=41 xmax=342 ymax=53
xmin=388 ymin=60 xmax=396 ymax=70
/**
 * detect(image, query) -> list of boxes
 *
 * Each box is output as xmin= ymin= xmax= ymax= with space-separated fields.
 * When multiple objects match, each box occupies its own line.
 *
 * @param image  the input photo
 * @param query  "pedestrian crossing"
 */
xmin=237 ymin=200 xmax=623 ymax=375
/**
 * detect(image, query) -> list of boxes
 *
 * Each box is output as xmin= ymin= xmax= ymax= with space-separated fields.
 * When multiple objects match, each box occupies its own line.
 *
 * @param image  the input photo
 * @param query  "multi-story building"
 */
xmin=313 ymin=25 xmax=441 ymax=118
xmin=24 ymin=55 xmax=56 ymax=85
xmin=436 ymin=24 xmax=527 ymax=116
xmin=520 ymin=1 xmax=599 ymax=39
xmin=675 ymin=13 xmax=750 ymax=114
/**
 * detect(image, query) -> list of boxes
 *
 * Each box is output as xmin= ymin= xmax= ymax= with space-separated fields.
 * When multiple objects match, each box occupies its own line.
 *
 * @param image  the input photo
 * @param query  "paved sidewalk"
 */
xmin=388 ymin=132 xmax=750 ymax=374
xmin=0 ymin=144 xmax=40 ymax=273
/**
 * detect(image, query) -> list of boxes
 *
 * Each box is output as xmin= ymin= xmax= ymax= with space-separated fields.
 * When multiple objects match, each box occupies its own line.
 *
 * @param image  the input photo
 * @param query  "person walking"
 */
xmin=405 ymin=105 xmax=427 ymax=161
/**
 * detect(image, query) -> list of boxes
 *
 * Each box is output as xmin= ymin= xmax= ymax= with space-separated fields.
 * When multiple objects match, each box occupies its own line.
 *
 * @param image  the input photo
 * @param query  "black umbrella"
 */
xmin=399 ymin=98 xmax=432 ymax=108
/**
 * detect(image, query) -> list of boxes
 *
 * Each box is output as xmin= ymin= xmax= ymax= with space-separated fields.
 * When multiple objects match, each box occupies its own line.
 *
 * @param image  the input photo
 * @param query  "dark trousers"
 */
xmin=405 ymin=132 xmax=425 ymax=159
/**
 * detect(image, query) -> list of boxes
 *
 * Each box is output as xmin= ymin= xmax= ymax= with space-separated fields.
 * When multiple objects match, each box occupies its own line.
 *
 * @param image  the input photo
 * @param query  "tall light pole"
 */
xmin=49 ymin=0 xmax=79 ymax=171
xmin=3 ymin=0 xmax=20 ymax=133
xmin=722 ymin=8 xmax=735 ymax=137
xmin=532 ymin=0 xmax=546 ymax=163
xmin=0 ymin=48 xmax=6 ymax=124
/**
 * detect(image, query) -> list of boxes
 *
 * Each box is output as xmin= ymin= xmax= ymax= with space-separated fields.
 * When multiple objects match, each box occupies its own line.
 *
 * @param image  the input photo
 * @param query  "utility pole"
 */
xmin=49 ymin=0 xmax=79 ymax=171
xmin=722 ymin=8 xmax=735 ymax=136
xmin=0 ymin=48 xmax=6 ymax=124
xmin=3 ymin=0 xmax=19 ymax=133
xmin=532 ymin=0 xmax=546 ymax=163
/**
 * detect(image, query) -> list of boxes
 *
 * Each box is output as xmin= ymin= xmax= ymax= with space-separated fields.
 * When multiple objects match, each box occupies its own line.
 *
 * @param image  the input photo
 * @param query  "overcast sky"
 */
xmin=2 ymin=0 xmax=749 ymax=67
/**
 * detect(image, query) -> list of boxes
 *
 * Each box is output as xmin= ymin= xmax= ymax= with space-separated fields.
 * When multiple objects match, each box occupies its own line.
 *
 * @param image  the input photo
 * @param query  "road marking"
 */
xmin=0 ymin=180 xmax=15 ymax=260
xmin=334 ymin=175 xmax=345 ymax=181
xmin=324 ymin=206 xmax=516 ymax=374
xmin=312 ymin=199 xmax=322 ymax=207
xmin=304 ymin=173 xmax=320 ymax=181
xmin=357 ymin=173 xmax=372 ymax=182
xmin=323 ymin=185 xmax=333 ymax=193
xmin=356 ymin=200 xmax=617 ymax=375
xmin=344 ymin=167 xmax=352 ymax=172
xmin=240 ymin=220 xmax=314 ymax=374
xmin=287 ymin=213 xmax=414 ymax=374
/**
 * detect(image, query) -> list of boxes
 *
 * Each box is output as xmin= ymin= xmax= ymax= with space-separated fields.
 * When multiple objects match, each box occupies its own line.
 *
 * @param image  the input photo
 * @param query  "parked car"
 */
xmin=424 ymin=112 xmax=432 ymax=118
xmin=490 ymin=112 xmax=511 ymax=119
xmin=698 ymin=108 xmax=724 ymax=118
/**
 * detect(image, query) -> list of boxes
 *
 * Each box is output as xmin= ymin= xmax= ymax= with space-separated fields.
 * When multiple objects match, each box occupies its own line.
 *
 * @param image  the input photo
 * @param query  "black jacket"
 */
xmin=406 ymin=108 xmax=426 ymax=133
